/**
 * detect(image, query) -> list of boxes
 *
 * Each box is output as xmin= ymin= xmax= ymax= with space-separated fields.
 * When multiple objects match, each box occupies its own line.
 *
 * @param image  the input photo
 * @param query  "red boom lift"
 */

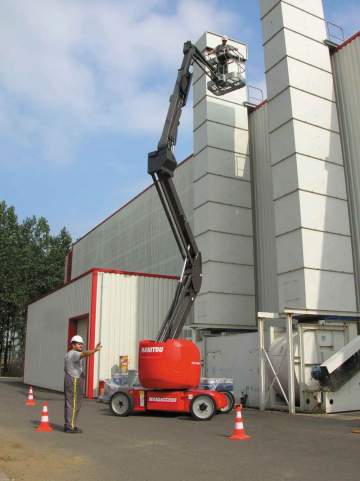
xmin=110 ymin=38 xmax=246 ymax=420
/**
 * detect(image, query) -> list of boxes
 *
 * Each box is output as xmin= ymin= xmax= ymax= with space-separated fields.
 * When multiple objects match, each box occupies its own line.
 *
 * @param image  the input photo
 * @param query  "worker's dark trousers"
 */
xmin=64 ymin=373 xmax=84 ymax=430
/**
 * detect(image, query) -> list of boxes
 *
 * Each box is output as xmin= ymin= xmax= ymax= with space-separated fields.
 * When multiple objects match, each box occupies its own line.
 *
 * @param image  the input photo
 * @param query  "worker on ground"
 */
xmin=64 ymin=335 xmax=102 ymax=433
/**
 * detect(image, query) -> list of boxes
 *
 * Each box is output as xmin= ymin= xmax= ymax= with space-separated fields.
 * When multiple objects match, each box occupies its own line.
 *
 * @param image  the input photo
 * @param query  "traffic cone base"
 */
xmin=228 ymin=404 xmax=250 ymax=441
xmin=229 ymin=431 xmax=251 ymax=441
xmin=36 ymin=423 xmax=53 ymax=433
xmin=36 ymin=402 xmax=53 ymax=432
xmin=25 ymin=386 xmax=36 ymax=406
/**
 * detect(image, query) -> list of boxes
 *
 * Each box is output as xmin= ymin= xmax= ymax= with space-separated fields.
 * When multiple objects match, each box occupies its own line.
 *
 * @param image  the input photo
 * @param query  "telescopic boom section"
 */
xmin=148 ymin=40 xmax=245 ymax=342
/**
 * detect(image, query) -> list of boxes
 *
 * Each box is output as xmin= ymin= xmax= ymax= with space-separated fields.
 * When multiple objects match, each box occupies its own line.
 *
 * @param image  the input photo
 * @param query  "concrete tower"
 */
xmin=260 ymin=0 xmax=357 ymax=311
xmin=192 ymin=32 xmax=256 ymax=329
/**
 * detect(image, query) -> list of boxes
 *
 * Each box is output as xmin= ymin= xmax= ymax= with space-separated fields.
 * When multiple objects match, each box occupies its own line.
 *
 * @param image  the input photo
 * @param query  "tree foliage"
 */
xmin=0 ymin=201 xmax=72 ymax=375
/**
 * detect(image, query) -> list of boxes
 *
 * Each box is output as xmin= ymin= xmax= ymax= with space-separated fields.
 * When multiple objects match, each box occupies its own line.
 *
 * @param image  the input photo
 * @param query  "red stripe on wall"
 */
xmin=333 ymin=30 xmax=360 ymax=53
xmin=251 ymin=99 xmax=268 ymax=112
xmin=29 ymin=267 xmax=178 ymax=306
xmin=94 ymin=268 xmax=178 ymax=281
xmin=87 ymin=271 xmax=98 ymax=399
xmin=67 ymin=319 xmax=77 ymax=348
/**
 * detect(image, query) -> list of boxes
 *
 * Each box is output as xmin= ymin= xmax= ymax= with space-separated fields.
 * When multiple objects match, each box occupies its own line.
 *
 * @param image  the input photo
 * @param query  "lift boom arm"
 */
xmin=148 ymin=40 xmax=245 ymax=342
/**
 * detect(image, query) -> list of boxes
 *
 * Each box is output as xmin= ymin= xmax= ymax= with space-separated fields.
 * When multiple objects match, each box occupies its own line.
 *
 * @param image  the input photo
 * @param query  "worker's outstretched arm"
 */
xmin=80 ymin=342 xmax=102 ymax=358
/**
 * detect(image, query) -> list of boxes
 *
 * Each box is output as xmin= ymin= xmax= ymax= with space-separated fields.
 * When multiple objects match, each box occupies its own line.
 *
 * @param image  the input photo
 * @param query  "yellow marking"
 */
xmin=71 ymin=377 xmax=77 ymax=429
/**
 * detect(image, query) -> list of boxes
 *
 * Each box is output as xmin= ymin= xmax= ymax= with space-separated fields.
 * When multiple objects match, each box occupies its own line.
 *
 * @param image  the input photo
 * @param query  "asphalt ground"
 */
xmin=1 ymin=378 xmax=360 ymax=481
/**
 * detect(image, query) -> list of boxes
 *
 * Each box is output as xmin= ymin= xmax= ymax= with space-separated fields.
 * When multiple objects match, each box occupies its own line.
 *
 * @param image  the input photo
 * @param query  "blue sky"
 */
xmin=0 ymin=0 xmax=359 ymax=240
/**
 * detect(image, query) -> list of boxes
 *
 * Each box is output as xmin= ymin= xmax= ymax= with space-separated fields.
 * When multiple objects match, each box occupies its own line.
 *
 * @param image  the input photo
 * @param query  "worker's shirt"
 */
xmin=64 ymin=349 xmax=83 ymax=378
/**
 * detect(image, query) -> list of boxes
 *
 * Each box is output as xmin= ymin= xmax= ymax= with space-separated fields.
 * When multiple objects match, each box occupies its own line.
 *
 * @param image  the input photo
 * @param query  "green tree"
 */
xmin=0 ymin=201 xmax=72 ymax=375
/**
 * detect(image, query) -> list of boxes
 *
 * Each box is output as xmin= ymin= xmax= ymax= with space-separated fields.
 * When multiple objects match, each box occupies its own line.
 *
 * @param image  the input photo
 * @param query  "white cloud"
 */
xmin=0 ymin=0 xmax=242 ymax=164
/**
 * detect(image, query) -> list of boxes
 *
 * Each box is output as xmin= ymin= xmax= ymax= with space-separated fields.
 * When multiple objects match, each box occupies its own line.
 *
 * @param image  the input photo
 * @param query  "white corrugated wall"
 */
xmin=332 ymin=35 xmax=360 ymax=310
xmin=93 ymin=272 xmax=177 ymax=388
xmin=71 ymin=158 xmax=194 ymax=279
xmin=249 ymin=103 xmax=279 ymax=313
xmin=24 ymin=273 xmax=92 ymax=391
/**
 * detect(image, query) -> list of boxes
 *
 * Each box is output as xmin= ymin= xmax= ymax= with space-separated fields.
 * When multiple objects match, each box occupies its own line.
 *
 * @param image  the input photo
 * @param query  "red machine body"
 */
xmin=110 ymin=340 xmax=232 ymax=418
xmin=138 ymin=339 xmax=201 ymax=389
xmin=128 ymin=387 xmax=228 ymax=413
xmin=131 ymin=339 xmax=228 ymax=417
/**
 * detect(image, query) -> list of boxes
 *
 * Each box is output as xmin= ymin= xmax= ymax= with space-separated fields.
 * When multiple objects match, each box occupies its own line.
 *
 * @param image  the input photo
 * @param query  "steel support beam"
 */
xmin=258 ymin=317 xmax=266 ymax=411
xmin=286 ymin=313 xmax=296 ymax=414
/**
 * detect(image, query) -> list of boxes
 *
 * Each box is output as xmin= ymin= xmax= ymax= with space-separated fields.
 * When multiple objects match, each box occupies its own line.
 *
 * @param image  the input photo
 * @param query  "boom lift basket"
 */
xmin=206 ymin=43 xmax=246 ymax=96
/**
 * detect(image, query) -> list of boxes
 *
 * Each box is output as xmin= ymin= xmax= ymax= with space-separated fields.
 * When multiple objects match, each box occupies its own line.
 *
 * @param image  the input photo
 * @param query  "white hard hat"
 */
xmin=71 ymin=335 xmax=84 ymax=344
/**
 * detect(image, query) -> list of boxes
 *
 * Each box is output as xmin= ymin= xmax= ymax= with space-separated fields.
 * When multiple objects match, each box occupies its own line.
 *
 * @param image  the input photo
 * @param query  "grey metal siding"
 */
xmin=249 ymin=102 xmax=279 ymax=312
xmin=332 ymin=35 xmax=360 ymax=310
xmin=71 ymin=158 xmax=194 ymax=279
xmin=24 ymin=273 xmax=93 ymax=391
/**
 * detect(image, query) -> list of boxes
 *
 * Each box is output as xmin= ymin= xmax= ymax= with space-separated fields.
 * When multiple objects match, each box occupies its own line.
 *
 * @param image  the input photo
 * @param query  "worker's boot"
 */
xmin=351 ymin=427 xmax=360 ymax=434
xmin=64 ymin=426 xmax=82 ymax=433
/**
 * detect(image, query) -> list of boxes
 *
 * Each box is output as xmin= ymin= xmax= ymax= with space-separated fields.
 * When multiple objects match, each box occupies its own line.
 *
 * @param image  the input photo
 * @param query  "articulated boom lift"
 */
xmin=111 ymin=38 xmax=246 ymax=420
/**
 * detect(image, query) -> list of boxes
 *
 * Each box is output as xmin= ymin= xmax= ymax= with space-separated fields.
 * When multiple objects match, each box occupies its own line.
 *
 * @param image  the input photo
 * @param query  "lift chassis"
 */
xmin=111 ymin=387 xmax=229 ymax=421
xmin=110 ymin=38 xmax=245 ymax=420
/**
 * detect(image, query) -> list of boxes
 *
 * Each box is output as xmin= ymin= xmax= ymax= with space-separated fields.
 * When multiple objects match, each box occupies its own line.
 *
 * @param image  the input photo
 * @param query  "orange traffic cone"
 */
xmin=228 ymin=404 xmax=250 ymax=441
xmin=25 ymin=386 xmax=36 ymax=406
xmin=35 ymin=402 xmax=53 ymax=432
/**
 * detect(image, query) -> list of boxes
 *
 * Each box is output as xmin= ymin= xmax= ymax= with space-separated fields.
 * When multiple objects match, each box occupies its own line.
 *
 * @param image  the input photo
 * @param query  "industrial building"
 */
xmin=25 ymin=269 xmax=177 ymax=397
xmin=25 ymin=0 xmax=360 ymax=411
